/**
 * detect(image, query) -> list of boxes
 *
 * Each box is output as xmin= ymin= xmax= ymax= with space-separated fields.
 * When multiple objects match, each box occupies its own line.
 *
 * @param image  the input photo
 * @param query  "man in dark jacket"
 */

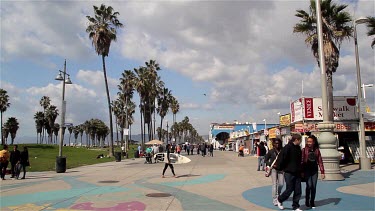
xmin=257 ymin=142 xmax=267 ymax=171
xmin=275 ymin=134 xmax=303 ymax=211
xmin=10 ymin=145 xmax=21 ymax=178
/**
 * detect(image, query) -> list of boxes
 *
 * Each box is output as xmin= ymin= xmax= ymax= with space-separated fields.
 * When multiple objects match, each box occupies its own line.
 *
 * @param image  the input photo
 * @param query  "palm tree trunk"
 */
xmin=115 ymin=116 xmax=119 ymax=147
xmin=327 ymin=72 xmax=334 ymax=121
xmin=140 ymin=101 xmax=144 ymax=147
xmin=1 ymin=112 xmax=3 ymax=145
xmin=36 ymin=132 xmax=38 ymax=144
xmin=102 ymin=55 xmax=114 ymax=157
xmin=129 ymin=124 xmax=132 ymax=150
xmin=69 ymin=133 xmax=71 ymax=146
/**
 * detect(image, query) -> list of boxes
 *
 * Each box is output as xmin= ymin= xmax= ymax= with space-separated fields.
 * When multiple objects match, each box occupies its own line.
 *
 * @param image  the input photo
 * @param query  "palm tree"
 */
xmin=86 ymin=4 xmax=123 ymax=156
xmin=39 ymin=96 xmax=51 ymax=142
xmin=2 ymin=125 xmax=10 ymax=144
xmin=5 ymin=117 xmax=19 ymax=145
xmin=73 ymin=126 xmax=80 ymax=145
xmin=45 ymin=105 xmax=59 ymax=144
xmin=53 ymin=123 xmax=60 ymax=144
xmin=78 ymin=124 xmax=84 ymax=146
xmin=0 ymin=88 xmax=11 ymax=145
xmin=111 ymin=100 xmax=121 ymax=146
xmin=365 ymin=16 xmax=375 ymax=48
xmin=170 ymin=96 xmax=180 ymax=124
xmin=157 ymin=87 xmax=172 ymax=140
xmin=68 ymin=126 xmax=73 ymax=146
xmin=34 ymin=111 xmax=44 ymax=144
xmin=293 ymin=0 xmax=352 ymax=121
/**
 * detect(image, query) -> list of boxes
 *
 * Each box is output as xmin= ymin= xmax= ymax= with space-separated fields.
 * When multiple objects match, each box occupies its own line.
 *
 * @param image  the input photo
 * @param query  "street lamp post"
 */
xmin=315 ymin=0 xmax=344 ymax=180
xmin=354 ymin=17 xmax=371 ymax=170
xmin=55 ymin=59 xmax=72 ymax=173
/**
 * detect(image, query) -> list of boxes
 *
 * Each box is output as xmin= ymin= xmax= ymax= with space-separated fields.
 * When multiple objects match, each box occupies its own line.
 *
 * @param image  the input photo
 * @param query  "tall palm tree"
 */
xmin=157 ymin=87 xmax=172 ymax=140
xmin=170 ymin=96 xmax=180 ymax=124
xmin=118 ymin=69 xmax=136 ymax=146
xmin=34 ymin=111 xmax=44 ymax=144
xmin=86 ymin=4 xmax=123 ymax=156
xmin=0 ymin=88 xmax=11 ymax=145
xmin=5 ymin=117 xmax=19 ymax=145
xmin=134 ymin=67 xmax=147 ymax=146
xmin=293 ymin=0 xmax=352 ymax=121
xmin=365 ymin=16 xmax=375 ymax=48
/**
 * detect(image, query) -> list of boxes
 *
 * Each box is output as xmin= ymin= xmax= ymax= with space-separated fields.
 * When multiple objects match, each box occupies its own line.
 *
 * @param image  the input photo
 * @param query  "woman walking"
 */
xmin=302 ymin=135 xmax=325 ymax=209
xmin=19 ymin=146 xmax=30 ymax=179
xmin=162 ymin=144 xmax=176 ymax=178
xmin=265 ymin=138 xmax=284 ymax=206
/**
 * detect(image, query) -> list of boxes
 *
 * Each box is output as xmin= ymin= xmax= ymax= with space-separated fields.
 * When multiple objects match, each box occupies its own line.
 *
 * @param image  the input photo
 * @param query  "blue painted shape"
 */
xmin=242 ymin=171 xmax=375 ymax=210
xmin=160 ymin=174 xmax=226 ymax=187
xmin=1 ymin=186 xmax=130 ymax=207
xmin=1 ymin=176 xmax=131 ymax=208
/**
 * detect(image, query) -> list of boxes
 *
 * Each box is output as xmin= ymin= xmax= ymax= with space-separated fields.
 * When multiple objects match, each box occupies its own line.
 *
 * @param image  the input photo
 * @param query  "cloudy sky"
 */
xmin=1 ymin=0 xmax=374 ymax=140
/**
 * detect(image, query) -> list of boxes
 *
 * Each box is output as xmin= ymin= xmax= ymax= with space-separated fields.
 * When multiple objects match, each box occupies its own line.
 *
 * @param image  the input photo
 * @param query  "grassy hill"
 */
xmin=5 ymin=144 xmax=137 ymax=172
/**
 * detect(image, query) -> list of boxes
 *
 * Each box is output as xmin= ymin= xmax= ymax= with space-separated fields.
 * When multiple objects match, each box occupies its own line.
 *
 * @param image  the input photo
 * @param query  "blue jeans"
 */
xmin=278 ymin=172 xmax=302 ymax=209
xmin=305 ymin=171 xmax=318 ymax=205
xmin=257 ymin=156 xmax=265 ymax=171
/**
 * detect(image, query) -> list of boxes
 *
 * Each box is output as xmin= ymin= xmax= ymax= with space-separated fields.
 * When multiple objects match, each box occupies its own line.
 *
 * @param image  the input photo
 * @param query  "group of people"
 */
xmin=0 ymin=144 xmax=30 ymax=180
xmin=264 ymin=134 xmax=325 ymax=211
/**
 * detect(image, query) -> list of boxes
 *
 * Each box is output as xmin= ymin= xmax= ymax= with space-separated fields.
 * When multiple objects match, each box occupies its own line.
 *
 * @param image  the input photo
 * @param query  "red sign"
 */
xmin=291 ymin=102 xmax=295 ymax=122
xmin=365 ymin=122 xmax=375 ymax=131
xmin=304 ymin=98 xmax=314 ymax=118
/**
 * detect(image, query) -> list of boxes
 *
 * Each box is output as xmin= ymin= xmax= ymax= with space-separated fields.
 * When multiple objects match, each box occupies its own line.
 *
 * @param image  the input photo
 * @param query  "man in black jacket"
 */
xmin=257 ymin=142 xmax=267 ymax=171
xmin=10 ymin=145 xmax=21 ymax=178
xmin=275 ymin=134 xmax=303 ymax=211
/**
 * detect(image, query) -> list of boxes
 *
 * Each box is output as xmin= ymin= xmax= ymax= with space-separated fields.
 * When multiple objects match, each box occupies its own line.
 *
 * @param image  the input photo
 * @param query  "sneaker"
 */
xmin=276 ymin=199 xmax=284 ymax=210
xmin=294 ymin=208 xmax=303 ymax=211
xmin=311 ymin=202 xmax=316 ymax=209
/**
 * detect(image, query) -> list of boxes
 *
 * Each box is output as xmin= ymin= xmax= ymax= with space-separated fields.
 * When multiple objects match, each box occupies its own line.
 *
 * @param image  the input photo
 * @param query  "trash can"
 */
xmin=115 ymin=152 xmax=122 ymax=162
xmin=56 ymin=156 xmax=66 ymax=173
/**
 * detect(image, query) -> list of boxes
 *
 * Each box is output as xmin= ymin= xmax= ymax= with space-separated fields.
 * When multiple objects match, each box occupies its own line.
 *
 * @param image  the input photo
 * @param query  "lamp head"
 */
xmin=55 ymin=72 xmax=63 ymax=81
xmin=65 ymin=75 xmax=72 ymax=84
xmin=355 ymin=17 xmax=369 ymax=25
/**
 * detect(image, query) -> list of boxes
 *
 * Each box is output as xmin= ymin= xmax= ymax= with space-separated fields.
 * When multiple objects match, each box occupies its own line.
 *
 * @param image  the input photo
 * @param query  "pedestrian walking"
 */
xmin=190 ymin=145 xmax=194 ymax=155
xmin=257 ymin=142 xmax=267 ymax=171
xmin=302 ymin=135 xmax=325 ymax=209
xmin=187 ymin=144 xmax=190 ymax=155
xmin=0 ymin=145 xmax=10 ymax=180
xmin=265 ymin=138 xmax=284 ymax=206
xmin=209 ymin=144 xmax=214 ymax=157
xmin=10 ymin=145 xmax=21 ymax=178
xmin=176 ymin=145 xmax=181 ymax=155
xmin=197 ymin=144 xmax=200 ymax=155
xmin=162 ymin=144 xmax=176 ymax=178
xmin=275 ymin=134 xmax=303 ymax=211
xmin=18 ymin=146 xmax=30 ymax=179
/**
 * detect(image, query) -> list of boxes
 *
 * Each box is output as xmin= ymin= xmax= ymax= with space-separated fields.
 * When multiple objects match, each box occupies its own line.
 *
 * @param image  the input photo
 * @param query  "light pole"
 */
xmin=315 ymin=0 xmax=343 ymax=180
xmin=362 ymin=84 xmax=374 ymax=99
xmin=55 ymin=59 xmax=72 ymax=173
xmin=354 ymin=17 xmax=371 ymax=170
xmin=262 ymin=119 xmax=267 ymax=130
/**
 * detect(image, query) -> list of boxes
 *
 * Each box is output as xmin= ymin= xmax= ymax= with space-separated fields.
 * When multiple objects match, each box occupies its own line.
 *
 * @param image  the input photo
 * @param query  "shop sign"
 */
xmin=291 ymin=99 xmax=303 ymax=123
xmin=293 ymin=122 xmax=359 ymax=132
xmin=269 ymin=128 xmax=277 ymax=139
xmin=303 ymin=97 xmax=358 ymax=121
xmin=365 ymin=122 xmax=375 ymax=131
xmin=214 ymin=125 xmax=234 ymax=130
xmin=279 ymin=114 xmax=291 ymax=126
xmin=280 ymin=127 xmax=290 ymax=135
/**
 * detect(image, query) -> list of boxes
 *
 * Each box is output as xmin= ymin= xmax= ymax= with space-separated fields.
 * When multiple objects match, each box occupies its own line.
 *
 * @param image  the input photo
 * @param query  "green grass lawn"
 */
xmin=7 ymin=144 xmax=138 ymax=172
